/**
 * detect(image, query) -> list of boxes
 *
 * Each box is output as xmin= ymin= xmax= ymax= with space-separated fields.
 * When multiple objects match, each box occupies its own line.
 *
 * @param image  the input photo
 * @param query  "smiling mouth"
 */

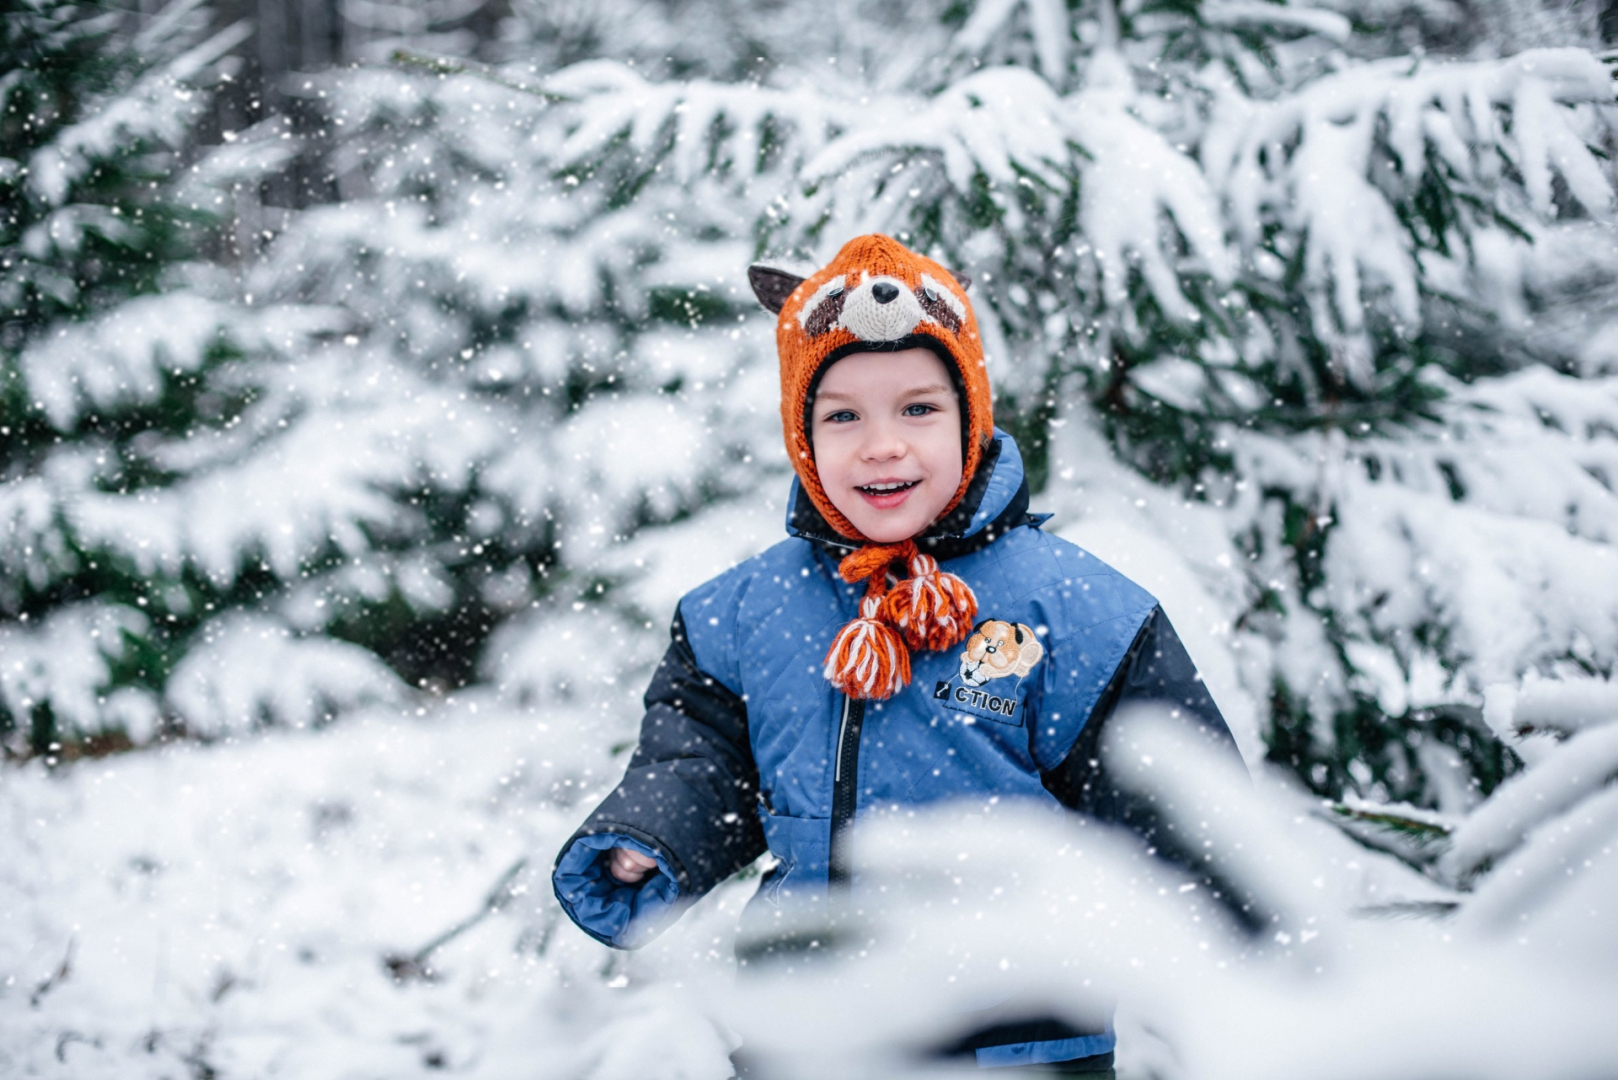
xmin=856 ymin=480 xmax=920 ymax=496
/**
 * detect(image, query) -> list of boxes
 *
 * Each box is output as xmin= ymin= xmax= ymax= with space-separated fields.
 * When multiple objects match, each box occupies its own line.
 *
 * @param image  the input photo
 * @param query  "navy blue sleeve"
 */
xmin=552 ymin=610 xmax=767 ymax=948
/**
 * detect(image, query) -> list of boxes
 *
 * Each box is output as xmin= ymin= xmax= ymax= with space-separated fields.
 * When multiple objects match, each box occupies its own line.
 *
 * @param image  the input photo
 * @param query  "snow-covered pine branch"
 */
xmin=24 ymin=18 xmax=251 ymax=209
xmin=1206 ymin=47 xmax=1616 ymax=391
xmin=1221 ymin=364 xmax=1618 ymax=730
xmin=1436 ymin=673 xmax=1618 ymax=887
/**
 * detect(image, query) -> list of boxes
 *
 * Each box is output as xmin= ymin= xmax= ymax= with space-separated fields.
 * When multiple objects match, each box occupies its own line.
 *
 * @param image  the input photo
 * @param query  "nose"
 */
xmin=871 ymin=282 xmax=899 ymax=304
xmin=859 ymin=413 xmax=908 ymax=462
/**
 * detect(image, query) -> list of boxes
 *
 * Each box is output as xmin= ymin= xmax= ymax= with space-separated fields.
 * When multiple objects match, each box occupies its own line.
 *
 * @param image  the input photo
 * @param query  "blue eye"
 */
xmin=903 ymin=403 xmax=938 ymax=417
xmin=824 ymin=409 xmax=857 ymax=423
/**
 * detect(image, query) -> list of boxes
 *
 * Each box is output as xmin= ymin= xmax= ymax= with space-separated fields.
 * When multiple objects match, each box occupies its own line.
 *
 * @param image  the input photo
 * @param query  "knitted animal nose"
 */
xmin=871 ymin=282 xmax=900 ymax=303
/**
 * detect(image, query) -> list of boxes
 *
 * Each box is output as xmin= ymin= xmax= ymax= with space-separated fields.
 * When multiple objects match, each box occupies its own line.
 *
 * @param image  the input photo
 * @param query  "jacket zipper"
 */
xmin=829 ymin=694 xmax=865 ymax=887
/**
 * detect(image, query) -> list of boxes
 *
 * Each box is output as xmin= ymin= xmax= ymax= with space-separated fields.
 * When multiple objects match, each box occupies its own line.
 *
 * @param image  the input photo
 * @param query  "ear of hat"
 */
xmin=751 ymin=235 xmax=989 ymax=700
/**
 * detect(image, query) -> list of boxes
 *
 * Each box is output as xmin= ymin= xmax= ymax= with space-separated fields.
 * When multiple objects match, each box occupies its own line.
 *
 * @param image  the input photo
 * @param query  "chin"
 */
xmin=845 ymin=506 xmax=937 ymax=544
xmin=834 ymin=488 xmax=955 ymax=544
xmin=857 ymin=522 xmax=922 ymax=544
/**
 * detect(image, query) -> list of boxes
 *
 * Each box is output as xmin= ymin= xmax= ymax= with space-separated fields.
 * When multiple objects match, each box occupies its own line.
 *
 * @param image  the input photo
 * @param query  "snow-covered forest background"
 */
xmin=3 ymin=0 xmax=1617 ymax=1075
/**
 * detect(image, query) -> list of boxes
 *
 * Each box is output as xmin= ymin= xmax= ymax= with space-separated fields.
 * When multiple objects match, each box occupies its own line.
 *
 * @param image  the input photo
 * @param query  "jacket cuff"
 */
xmin=553 ymin=833 xmax=682 ymax=949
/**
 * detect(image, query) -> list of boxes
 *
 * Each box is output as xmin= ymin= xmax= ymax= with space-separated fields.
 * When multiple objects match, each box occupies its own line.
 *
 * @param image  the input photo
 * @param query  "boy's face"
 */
xmin=810 ymin=348 xmax=964 ymax=544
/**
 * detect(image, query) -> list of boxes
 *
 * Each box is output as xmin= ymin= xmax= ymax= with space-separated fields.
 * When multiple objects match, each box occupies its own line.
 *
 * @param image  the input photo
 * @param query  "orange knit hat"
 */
xmin=749 ymin=234 xmax=993 ymax=700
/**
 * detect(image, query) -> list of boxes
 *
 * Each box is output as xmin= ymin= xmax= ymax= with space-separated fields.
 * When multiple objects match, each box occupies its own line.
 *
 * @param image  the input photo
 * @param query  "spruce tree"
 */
xmin=2 ymin=0 xmax=215 ymax=756
xmin=17 ymin=0 xmax=1613 ymax=824
xmin=0 ymin=0 xmax=405 ymax=758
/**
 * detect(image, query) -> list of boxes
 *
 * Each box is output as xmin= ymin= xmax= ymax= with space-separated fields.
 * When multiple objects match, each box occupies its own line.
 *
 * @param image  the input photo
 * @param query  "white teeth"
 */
xmin=861 ymin=481 xmax=916 ymax=493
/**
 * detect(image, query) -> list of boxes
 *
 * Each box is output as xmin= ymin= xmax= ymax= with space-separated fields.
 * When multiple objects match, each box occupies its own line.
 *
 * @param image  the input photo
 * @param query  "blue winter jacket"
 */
xmin=553 ymin=431 xmax=1238 ymax=1069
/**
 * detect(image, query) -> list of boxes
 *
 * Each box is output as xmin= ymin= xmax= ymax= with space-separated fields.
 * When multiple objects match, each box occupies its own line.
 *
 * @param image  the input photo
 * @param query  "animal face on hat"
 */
xmin=750 ymin=234 xmax=994 ymax=543
xmin=793 ymin=266 xmax=968 ymax=342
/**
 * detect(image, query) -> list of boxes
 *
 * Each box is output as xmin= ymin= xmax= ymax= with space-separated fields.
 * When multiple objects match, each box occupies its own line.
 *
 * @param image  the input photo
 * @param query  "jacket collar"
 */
xmin=785 ymin=429 xmax=1042 ymax=560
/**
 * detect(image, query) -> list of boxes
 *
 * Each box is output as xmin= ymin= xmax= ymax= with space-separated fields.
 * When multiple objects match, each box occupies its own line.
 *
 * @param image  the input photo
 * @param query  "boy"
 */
xmin=553 ymin=234 xmax=1238 ymax=1074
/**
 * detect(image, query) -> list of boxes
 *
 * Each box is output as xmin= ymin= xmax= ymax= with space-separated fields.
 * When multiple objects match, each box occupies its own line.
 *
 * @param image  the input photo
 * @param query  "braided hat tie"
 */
xmin=823 ymin=541 xmax=978 ymax=700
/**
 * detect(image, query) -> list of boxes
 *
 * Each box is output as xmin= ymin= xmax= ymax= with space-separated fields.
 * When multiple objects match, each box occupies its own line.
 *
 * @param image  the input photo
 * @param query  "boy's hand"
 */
xmin=607 ymin=846 xmax=659 ymax=884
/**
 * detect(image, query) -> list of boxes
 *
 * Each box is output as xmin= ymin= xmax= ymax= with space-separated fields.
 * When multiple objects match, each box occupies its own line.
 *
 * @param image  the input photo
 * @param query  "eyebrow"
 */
xmin=816 ymin=383 xmax=954 ymax=404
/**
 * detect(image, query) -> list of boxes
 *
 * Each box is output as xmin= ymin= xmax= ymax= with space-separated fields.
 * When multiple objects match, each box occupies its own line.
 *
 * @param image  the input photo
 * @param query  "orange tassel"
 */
xmin=882 ymin=552 xmax=978 ymax=652
xmin=827 ymin=540 xmax=976 ymax=699
xmin=823 ymin=594 xmax=911 ymax=700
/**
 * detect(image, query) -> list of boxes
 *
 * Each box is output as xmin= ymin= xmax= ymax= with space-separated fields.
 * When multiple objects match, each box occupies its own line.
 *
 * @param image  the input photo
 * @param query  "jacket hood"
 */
xmin=785 ymin=428 xmax=1041 ymax=559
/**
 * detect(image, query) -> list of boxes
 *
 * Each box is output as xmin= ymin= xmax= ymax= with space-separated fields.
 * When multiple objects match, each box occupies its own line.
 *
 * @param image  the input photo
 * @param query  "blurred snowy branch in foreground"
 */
xmin=727 ymin=702 xmax=1618 ymax=1080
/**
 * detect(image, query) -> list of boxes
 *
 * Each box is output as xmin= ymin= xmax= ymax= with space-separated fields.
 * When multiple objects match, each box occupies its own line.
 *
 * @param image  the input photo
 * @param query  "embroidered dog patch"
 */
xmin=930 ymin=619 xmax=1044 ymax=726
xmin=958 ymin=619 xmax=1043 ymax=687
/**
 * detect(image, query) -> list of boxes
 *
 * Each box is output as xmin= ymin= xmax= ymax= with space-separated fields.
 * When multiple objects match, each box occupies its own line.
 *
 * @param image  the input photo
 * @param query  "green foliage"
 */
xmin=0 ymin=1 xmax=208 ymax=355
xmin=0 ymin=0 xmax=261 ymax=753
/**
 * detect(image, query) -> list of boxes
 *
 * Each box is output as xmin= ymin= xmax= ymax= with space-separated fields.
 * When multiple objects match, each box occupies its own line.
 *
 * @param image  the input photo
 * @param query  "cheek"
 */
xmin=810 ymin=432 xmax=859 ymax=507
xmin=809 ymin=426 xmax=838 ymax=477
xmin=919 ymin=426 xmax=964 ymax=498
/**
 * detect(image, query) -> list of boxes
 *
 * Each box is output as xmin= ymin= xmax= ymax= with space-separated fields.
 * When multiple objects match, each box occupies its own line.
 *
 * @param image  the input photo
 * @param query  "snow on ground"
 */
xmin=0 ymin=696 xmax=752 ymax=1080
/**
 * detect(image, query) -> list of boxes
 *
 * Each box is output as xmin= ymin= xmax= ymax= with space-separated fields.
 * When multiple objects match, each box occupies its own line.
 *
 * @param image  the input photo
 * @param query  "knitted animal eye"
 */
xmin=800 ymin=275 xmax=851 ymax=336
xmin=914 ymin=279 xmax=963 ymax=334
